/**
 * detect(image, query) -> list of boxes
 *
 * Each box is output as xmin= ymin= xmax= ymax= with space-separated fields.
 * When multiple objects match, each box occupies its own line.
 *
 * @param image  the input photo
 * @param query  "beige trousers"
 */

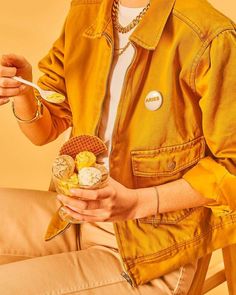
xmin=0 ymin=188 xmax=197 ymax=294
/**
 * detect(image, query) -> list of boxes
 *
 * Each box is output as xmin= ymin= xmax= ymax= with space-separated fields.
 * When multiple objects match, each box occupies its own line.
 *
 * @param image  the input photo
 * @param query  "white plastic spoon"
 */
xmin=12 ymin=76 xmax=65 ymax=104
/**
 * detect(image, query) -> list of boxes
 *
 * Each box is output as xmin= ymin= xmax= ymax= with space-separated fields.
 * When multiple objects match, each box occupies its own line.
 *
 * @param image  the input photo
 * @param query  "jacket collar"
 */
xmin=83 ymin=0 xmax=176 ymax=50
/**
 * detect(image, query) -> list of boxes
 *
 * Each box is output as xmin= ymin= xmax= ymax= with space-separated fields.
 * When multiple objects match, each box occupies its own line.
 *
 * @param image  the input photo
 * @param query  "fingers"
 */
xmin=60 ymin=206 xmax=110 ymax=222
xmin=0 ymin=76 xmax=26 ymax=101
xmin=0 ymin=77 xmax=21 ymax=88
xmin=69 ymin=188 xmax=99 ymax=200
xmin=57 ymin=194 xmax=88 ymax=211
xmin=0 ymin=67 xmax=26 ymax=102
xmin=0 ymin=98 xmax=10 ymax=106
xmin=0 ymin=53 xmax=28 ymax=68
xmin=0 ymin=86 xmax=24 ymax=97
xmin=0 ymin=54 xmax=31 ymax=106
xmin=70 ymin=186 xmax=113 ymax=201
xmin=0 ymin=59 xmax=21 ymax=103
xmin=0 ymin=65 xmax=17 ymax=78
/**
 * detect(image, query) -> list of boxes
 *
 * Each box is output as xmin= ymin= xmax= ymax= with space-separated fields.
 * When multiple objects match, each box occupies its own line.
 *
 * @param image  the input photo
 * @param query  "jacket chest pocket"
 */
xmin=131 ymin=136 xmax=205 ymax=225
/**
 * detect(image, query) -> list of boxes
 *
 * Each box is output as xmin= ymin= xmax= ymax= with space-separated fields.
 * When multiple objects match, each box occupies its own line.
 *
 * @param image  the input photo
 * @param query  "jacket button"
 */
xmin=167 ymin=160 xmax=176 ymax=170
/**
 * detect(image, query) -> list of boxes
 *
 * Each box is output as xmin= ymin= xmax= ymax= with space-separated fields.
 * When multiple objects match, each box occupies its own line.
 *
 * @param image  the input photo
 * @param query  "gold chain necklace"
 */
xmin=112 ymin=0 xmax=151 ymax=34
xmin=114 ymin=41 xmax=131 ymax=56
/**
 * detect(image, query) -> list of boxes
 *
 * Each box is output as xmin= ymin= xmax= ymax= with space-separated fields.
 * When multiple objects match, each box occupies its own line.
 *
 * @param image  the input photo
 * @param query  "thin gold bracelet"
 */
xmin=12 ymin=97 xmax=44 ymax=124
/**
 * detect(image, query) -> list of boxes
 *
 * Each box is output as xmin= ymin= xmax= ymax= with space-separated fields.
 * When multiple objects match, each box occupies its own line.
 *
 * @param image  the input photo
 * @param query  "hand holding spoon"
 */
xmin=12 ymin=76 xmax=65 ymax=104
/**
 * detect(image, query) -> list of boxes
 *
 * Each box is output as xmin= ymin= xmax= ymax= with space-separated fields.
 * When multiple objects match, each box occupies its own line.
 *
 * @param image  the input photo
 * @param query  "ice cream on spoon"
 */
xmin=12 ymin=76 xmax=66 ymax=104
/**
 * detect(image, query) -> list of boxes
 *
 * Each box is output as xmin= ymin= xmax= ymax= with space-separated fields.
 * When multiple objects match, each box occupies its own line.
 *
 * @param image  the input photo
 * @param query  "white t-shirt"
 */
xmin=95 ymin=3 xmax=147 ymax=235
xmin=98 ymin=4 xmax=146 ymax=170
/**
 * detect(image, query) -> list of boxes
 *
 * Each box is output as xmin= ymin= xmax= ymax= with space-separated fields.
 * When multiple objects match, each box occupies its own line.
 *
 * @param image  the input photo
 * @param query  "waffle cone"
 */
xmin=59 ymin=135 xmax=107 ymax=159
xmin=44 ymin=208 xmax=71 ymax=241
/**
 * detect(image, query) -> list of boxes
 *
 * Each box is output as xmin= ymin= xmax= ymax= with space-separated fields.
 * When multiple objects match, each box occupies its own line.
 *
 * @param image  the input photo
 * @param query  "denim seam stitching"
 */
xmin=190 ymin=28 xmax=235 ymax=95
xmin=172 ymin=10 xmax=204 ymax=40
xmin=124 ymin=215 xmax=236 ymax=265
xmin=131 ymin=136 xmax=204 ymax=154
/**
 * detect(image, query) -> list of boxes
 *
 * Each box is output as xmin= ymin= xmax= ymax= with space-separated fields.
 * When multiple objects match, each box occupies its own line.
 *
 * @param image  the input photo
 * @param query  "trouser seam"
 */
xmin=76 ymin=224 xmax=81 ymax=250
xmin=41 ymin=277 xmax=126 ymax=295
xmin=173 ymin=266 xmax=185 ymax=295
xmin=0 ymin=250 xmax=35 ymax=258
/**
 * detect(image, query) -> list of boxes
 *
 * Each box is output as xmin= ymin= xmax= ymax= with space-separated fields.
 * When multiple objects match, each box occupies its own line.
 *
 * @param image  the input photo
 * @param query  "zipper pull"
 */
xmin=121 ymin=271 xmax=134 ymax=287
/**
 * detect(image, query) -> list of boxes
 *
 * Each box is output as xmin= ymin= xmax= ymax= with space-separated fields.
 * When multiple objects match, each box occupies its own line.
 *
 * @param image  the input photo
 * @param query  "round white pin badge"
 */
xmin=144 ymin=91 xmax=163 ymax=111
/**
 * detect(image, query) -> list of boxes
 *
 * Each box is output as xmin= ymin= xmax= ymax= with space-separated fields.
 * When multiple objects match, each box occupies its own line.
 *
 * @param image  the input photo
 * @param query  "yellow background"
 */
xmin=0 ymin=0 xmax=235 ymax=190
xmin=0 ymin=0 xmax=70 ymax=190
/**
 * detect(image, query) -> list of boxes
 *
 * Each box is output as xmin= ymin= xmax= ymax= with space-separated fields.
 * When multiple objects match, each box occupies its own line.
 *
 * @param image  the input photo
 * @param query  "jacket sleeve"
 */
xmin=35 ymin=12 xmax=72 ymax=143
xmin=182 ymin=28 xmax=236 ymax=215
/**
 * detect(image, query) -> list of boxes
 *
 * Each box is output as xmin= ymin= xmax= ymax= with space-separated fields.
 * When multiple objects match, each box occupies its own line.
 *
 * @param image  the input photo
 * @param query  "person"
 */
xmin=0 ymin=0 xmax=236 ymax=293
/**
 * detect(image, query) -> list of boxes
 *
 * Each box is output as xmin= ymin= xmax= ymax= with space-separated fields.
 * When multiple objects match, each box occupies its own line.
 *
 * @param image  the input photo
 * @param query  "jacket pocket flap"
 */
xmin=131 ymin=136 xmax=205 ymax=177
xmin=138 ymin=207 xmax=199 ymax=225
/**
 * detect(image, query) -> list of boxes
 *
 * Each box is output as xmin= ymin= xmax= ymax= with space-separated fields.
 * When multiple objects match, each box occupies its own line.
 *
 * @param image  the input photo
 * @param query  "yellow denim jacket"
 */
xmin=36 ymin=0 xmax=236 ymax=286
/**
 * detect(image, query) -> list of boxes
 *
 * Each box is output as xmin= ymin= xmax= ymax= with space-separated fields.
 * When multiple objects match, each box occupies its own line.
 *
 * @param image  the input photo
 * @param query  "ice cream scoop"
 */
xmin=75 ymin=151 xmax=96 ymax=171
xmin=54 ymin=173 xmax=79 ymax=196
xmin=12 ymin=76 xmax=65 ymax=104
xmin=94 ymin=163 xmax=109 ymax=182
xmin=52 ymin=155 xmax=75 ymax=180
xmin=59 ymin=135 xmax=107 ymax=159
xmin=79 ymin=167 xmax=102 ymax=187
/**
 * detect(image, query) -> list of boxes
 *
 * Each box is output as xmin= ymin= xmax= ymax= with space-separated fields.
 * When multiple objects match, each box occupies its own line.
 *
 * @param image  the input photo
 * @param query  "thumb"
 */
xmin=1 ymin=53 xmax=28 ymax=68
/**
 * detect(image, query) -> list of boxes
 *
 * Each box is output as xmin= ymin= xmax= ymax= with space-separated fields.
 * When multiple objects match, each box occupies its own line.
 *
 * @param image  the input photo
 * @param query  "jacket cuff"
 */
xmin=182 ymin=156 xmax=235 ymax=215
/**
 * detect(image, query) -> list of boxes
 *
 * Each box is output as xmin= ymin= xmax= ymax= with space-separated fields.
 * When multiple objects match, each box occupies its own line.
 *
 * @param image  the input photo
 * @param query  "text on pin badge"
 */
xmin=144 ymin=91 xmax=163 ymax=111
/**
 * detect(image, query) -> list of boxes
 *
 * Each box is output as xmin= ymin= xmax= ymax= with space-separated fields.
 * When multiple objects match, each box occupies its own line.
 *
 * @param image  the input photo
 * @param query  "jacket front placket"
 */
xmin=82 ymin=0 xmax=179 ymax=287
